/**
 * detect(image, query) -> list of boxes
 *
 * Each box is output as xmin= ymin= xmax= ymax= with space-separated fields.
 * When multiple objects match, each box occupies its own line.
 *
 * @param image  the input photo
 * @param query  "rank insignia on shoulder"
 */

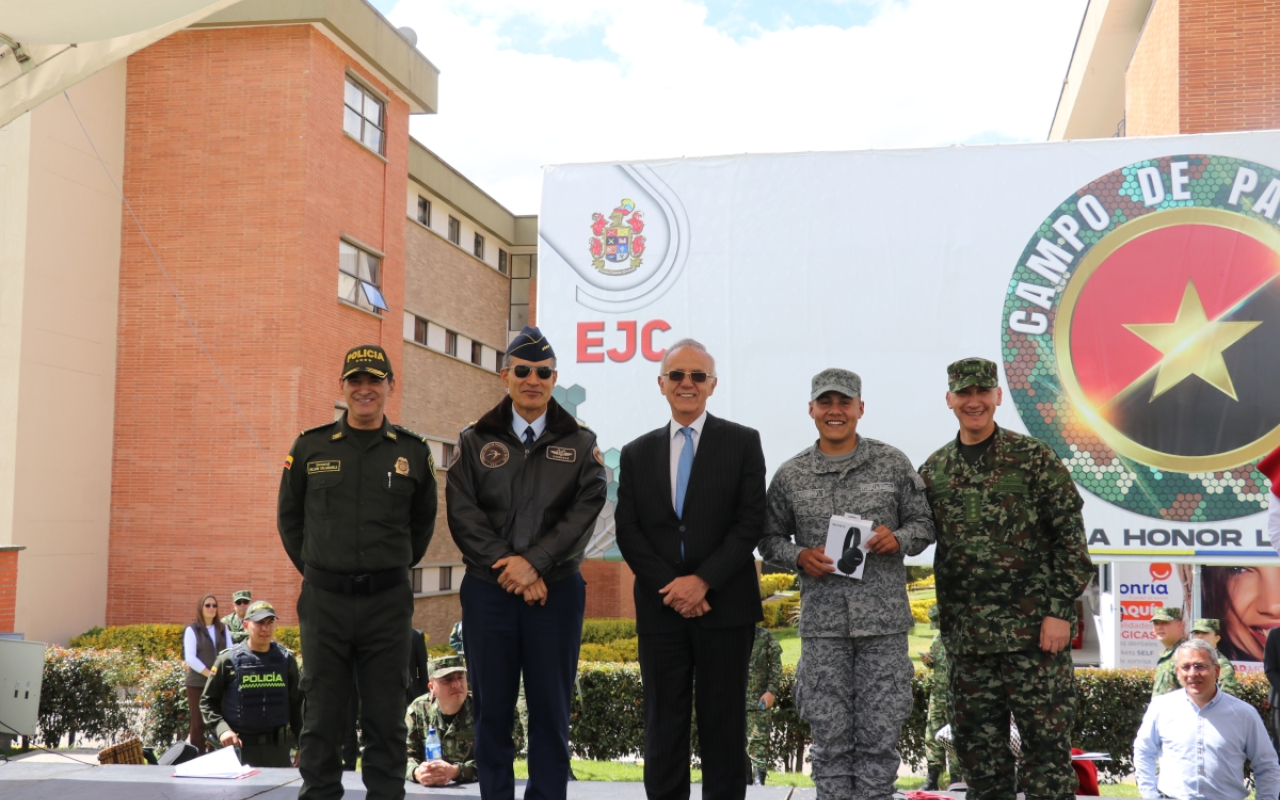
xmin=302 ymin=422 xmax=335 ymax=436
xmin=394 ymin=425 xmax=429 ymax=443
xmin=331 ymin=431 xmax=344 ymax=440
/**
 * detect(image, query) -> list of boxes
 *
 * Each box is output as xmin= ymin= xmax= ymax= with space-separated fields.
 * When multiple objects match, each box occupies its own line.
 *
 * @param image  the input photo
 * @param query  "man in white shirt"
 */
xmin=1134 ymin=638 xmax=1280 ymax=800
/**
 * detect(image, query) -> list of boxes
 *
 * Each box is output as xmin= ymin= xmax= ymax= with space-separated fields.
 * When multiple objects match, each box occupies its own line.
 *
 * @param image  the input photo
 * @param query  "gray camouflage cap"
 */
xmin=429 ymin=654 xmax=467 ymax=679
xmin=811 ymin=368 xmax=861 ymax=401
xmin=947 ymin=357 xmax=999 ymax=392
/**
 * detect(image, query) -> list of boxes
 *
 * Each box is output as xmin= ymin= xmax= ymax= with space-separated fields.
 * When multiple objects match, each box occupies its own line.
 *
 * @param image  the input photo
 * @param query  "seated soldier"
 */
xmin=405 ymin=655 xmax=476 ymax=786
xmin=201 ymin=600 xmax=303 ymax=767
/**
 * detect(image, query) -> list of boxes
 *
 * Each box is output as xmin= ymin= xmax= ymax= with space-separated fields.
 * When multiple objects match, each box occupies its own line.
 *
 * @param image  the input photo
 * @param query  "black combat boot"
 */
xmin=752 ymin=768 xmax=768 ymax=785
xmin=922 ymin=765 xmax=941 ymax=791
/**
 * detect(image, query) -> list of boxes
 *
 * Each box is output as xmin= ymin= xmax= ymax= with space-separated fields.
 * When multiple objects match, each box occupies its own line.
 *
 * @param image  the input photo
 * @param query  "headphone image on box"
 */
xmin=837 ymin=526 xmax=864 ymax=574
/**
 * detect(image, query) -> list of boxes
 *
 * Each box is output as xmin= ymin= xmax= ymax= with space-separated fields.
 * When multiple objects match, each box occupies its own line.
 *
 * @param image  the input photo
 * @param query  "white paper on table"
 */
xmin=824 ymin=514 xmax=874 ymax=580
xmin=172 ymin=745 xmax=254 ymax=779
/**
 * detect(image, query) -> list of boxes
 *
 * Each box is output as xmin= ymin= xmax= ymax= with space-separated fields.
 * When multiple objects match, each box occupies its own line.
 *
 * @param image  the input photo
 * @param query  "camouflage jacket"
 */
xmin=1217 ymin=654 xmax=1242 ymax=696
xmin=927 ymin=632 xmax=950 ymax=692
xmin=919 ymin=427 xmax=1092 ymax=656
xmin=746 ymin=626 xmax=783 ymax=710
xmin=405 ymin=693 xmax=476 ymax=783
xmin=1151 ymin=641 xmax=1184 ymax=697
xmin=759 ymin=437 xmax=935 ymax=637
xmin=221 ymin=613 xmax=248 ymax=645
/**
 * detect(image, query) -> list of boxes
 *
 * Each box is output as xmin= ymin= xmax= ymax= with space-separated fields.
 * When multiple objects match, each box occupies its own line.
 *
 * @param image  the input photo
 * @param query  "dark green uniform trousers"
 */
xmin=238 ymin=729 xmax=292 ymax=768
xmin=298 ymin=580 xmax=412 ymax=800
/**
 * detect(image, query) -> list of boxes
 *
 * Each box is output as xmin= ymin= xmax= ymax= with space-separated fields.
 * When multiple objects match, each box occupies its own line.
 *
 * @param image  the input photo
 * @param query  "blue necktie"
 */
xmin=523 ymin=427 xmax=535 ymax=452
xmin=675 ymin=427 xmax=694 ymax=519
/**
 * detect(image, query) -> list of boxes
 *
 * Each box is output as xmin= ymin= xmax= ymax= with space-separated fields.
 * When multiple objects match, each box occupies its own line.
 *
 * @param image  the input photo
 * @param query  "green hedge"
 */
xmin=581 ymin=618 xmax=636 ymax=645
xmin=69 ymin=624 xmax=185 ymax=658
xmin=761 ymin=597 xmax=800 ymax=629
xmin=37 ymin=647 xmax=132 ymax=748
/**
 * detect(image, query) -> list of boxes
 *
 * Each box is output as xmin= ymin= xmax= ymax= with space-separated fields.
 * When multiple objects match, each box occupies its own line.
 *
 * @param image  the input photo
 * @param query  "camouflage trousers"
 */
xmin=746 ymin=707 xmax=771 ymax=773
xmin=948 ymin=648 xmax=1076 ymax=800
xmin=797 ymin=634 xmax=914 ymax=800
xmin=925 ymin=684 xmax=960 ymax=780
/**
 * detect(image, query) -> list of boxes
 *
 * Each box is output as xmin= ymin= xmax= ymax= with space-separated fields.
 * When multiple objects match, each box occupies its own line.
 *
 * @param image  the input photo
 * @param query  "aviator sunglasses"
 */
xmin=661 ymin=370 xmax=714 ymax=383
xmin=512 ymin=364 xmax=554 ymax=380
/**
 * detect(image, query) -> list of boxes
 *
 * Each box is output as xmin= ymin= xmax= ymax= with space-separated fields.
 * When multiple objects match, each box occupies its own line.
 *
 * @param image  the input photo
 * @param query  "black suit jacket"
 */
xmin=615 ymin=413 xmax=767 ymax=634
xmin=407 ymin=628 xmax=429 ymax=704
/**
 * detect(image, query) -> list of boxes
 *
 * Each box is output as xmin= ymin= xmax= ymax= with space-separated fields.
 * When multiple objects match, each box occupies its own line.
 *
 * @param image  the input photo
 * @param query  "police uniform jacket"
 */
xmin=447 ymin=396 xmax=607 ymax=584
xmin=200 ymin=641 xmax=303 ymax=740
xmin=919 ymin=426 xmax=1093 ymax=656
xmin=278 ymin=414 xmax=437 ymax=576
xmin=759 ymin=437 xmax=935 ymax=637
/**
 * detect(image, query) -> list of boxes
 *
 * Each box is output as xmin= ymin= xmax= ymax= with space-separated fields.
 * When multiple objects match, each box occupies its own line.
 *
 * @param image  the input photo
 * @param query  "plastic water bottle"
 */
xmin=425 ymin=727 xmax=442 ymax=761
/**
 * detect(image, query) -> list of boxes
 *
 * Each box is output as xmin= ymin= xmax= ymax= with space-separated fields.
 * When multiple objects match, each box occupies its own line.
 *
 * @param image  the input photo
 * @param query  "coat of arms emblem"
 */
xmin=589 ymin=198 xmax=646 ymax=275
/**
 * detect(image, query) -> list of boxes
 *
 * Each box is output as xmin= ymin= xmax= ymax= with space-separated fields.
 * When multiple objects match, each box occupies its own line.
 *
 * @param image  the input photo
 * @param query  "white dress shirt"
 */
xmin=183 ymin=624 xmax=234 ymax=674
xmin=1134 ymin=687 xmax=1280 ymax=800
xmin=511 ymin=409 xmax=547 ymax=449
xmin=669 ymin=411 xmax=708 ymax=511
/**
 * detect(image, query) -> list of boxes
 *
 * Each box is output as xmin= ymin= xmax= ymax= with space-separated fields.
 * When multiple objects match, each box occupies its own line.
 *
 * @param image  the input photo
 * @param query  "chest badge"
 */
xmin=395 ymin=456 xmax=410 ymax=476
xmin=480 ymin=441 xmax=510 ymax=468
xmin=547 ymin=446 xmax=577 ymax=463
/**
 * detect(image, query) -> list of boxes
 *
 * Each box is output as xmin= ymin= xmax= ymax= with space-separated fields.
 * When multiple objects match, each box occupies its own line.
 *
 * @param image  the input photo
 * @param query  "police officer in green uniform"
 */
xmin=1149 ymin=606 xmax=1185 ymax=697
xmin=201 ymin=600 xmax=302 ymax=767
xmin=278 ymin=344 xmax=437 ymax=800
xmin=405 ymin=655 xmax=476 ymax=785
xmin=222 ymin=590 xmax=252 ymax=645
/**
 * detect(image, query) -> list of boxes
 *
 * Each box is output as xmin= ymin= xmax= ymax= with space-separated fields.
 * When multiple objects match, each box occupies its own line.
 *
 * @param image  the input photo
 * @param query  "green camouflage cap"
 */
xmin=342 ymin=344 xmax=393 ymax=380
xmin=428 ymin=654 xmax=467 ymax=680
xmin=232 ymin=590 xmax=252 ymax=603
xmin=947 ymin=357 xmax=999 ymax=393
xmin=811 ymin=368 xmax=861 ymax=401
xmin=1190 ymin=618 xmax=1220 ymax=634
xmin=1152 ymin=606 xmax=1182 ymax=622
xmin=927 ymin=603 xmax=940 ymax=629
xmin=244 ymin=600 xmax=277 ymax=622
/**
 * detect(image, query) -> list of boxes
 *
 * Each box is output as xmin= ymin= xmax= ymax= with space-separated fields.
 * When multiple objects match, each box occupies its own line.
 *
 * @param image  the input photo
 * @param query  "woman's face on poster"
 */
xmin=1222 ymin=566 xmax=1280 ymax=661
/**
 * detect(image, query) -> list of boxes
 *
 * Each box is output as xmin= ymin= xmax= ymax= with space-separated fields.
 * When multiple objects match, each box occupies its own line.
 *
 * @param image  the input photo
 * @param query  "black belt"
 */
xmin=304 ymin=565 xmax=409 ymax=595
xmin=239 ymin=727 xmax=289 ymax=746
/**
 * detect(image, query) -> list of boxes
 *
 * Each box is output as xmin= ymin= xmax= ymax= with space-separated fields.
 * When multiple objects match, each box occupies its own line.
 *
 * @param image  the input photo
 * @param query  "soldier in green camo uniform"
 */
xmin=922 ymin=603 xmax=961 ymax=790
xmin=221 ymin=590 xmax=252 ymax=644
xmin=919 ymin=357 xmax=1094 ymax=800
xmin=1189 ymin=618 xmax=1242 ymax=697
xmin=1149 ymin=606 xmax=1186 ymax=697
xmin=405 ymin=655 xmax=476 ymax=786
xmin=745 ymin=625 xmax=783 ymax=785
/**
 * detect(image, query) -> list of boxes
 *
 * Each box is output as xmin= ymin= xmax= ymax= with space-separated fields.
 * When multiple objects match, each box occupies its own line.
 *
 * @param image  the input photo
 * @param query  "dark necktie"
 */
xmin=523 ymin=427 xmax=535 ymax=452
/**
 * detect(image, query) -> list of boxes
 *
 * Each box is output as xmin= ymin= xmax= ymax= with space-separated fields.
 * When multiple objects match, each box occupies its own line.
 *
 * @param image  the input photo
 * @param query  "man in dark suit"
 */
xmin=616 ymin=338 xmax=767 ymax=800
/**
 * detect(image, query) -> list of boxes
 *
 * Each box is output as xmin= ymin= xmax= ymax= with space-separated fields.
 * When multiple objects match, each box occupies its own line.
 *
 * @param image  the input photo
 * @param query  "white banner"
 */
xmin=1114 ymin=562 xmax=1188 ymax=669
xmin=539 ymin=132 xmax=1280 ymax=562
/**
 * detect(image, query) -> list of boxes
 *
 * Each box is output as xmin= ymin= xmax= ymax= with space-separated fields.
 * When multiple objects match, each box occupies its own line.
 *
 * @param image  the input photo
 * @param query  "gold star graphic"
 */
xmin=1123 ymin=279 xmax=1261 ymax=402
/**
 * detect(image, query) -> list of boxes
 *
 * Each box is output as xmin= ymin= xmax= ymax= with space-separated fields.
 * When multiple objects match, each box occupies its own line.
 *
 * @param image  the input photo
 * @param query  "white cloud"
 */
xmin=392 ymin=0 xmax=1087 ymax=213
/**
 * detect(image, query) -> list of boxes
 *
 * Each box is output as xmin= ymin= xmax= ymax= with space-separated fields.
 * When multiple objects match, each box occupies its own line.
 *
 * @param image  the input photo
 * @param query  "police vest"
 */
xmin=223 ymin=643 xmax=290 ymax=731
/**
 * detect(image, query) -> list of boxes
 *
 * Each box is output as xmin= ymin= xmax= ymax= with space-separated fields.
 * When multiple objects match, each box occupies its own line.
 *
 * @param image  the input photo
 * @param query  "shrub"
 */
xmin=275 ymin=625 xmax=302 ymax=654
xmin=581 ymin=618 xmax=636 ymax=645
xmin=571 ymin=662 xmax=645 ymax=760
xmin=909 ymin=600 xmax=935 ymax=624
xmin=578 ymin=643 xmax=625 ymax=662
xmin=37 ymin=647 xmax=132 ymax=748
xmin=759 ymin=573 xmax=795 ymax=598
xmin=69 ymin=624 xmax=185 ymax=659
xmin=138 ymin=659 xmax=190 ymax=749
xmin=761 ymin=596 xmax=800 ymax=628
xmin=906 ymin=574 xmax=937 ymax=592
xmin=428 ymin=644 xmax=457 ymax=657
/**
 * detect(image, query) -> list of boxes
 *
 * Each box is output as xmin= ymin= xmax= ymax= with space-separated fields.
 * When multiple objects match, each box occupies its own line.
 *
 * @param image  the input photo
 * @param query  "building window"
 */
xmin=471 ymin=340 xmax=483 ymax=366
xmin=338 ymin=240 xmax=387 ymax=314
xmin=499 ymin=249 xmax=508 ymax=275
xmin=509 ymin=253 xmax=536 ymax=331
xmin=410 ymin=568 xmax=423 ymax=593
xmin=448 ymin=216 xmax=461 ymax=245
xmin=342 ymin=78 xmax=385 ymax=155
xmin=442 ymin=442 xmax=457 ymax=467
xmin=439 ymin=566 xmax=453 ymax=592
xmin=474 ymin=233 xmax=485 ymax=260
xmin=414 ymin=316 xmax=427 ymax=345
xmin=444 ymin=330 xmax=457 ymax=357
xmin=417 ymin=196 xmax=431 ymax=226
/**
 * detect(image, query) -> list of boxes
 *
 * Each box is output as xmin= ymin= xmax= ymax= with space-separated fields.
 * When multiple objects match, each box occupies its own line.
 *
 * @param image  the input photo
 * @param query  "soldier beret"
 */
xmin=1152 ymin=606 xmax=1182 ymax=622
xmin=506 ymin=326 xmax=555 ymax=362
xmin=1190 ymin=618 xmax=1220 ymax=634
xmin=342 ymin=344 xmax=393 ymax=380
xmin=947 ymin=357 xmax=999 ymax=393
xmin=429 ymin=654 xmax=467 ymax=680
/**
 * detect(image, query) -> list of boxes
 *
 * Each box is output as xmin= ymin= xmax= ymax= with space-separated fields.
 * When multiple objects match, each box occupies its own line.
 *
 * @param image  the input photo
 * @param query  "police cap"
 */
xmin=342 ymin=345 xmax=393 ymax=380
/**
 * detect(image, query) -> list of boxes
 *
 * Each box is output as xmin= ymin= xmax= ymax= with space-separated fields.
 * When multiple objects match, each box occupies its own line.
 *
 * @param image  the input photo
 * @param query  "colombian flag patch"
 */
xmin=284 ymin=455 xmax=293 ymax=470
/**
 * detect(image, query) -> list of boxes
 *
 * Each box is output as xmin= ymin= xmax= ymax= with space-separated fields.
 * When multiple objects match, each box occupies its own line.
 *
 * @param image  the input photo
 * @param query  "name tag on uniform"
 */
xmin=307 ymin=460 xmax=341 ymax=474
xmin=858 ymin=483 xmax=894 ymax=492
xmin=994 ymin=475 xmax=1027 ymax=494
xmin=546 ymin=446 xmax=577 ymax=463
xmin=795 ymin=489 xmax=821 ymax=500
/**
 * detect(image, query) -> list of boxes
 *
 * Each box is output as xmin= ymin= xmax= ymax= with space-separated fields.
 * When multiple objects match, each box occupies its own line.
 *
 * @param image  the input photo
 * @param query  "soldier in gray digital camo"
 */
xmin=921 ymin=603 xmax=960 ymax=790
xmin=919 ymin=357 xmax=1093 ymax=800
xmin=759 ymin=368 xmax=935 ymax=800
xmin=745 ymin=625 xmax=783 ymax=785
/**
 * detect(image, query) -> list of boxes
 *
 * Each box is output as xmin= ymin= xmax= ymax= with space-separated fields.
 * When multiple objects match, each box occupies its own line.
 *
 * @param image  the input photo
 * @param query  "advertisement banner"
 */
xmin=1200 ymin=564 xmax=1274 ymax=671
xmin=538 ymin=132 xmax=1280 ymax=561
xmin=1114 ymin=562 xmax=1188 ymax=669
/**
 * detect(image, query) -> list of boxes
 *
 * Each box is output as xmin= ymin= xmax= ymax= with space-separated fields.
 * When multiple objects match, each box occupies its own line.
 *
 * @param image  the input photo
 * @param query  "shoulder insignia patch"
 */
xmin=394 ymin=425 xmax=430 ymax=443
xmin=302 ymin=422 xmax=336 ymax=436
xmin=592 ymin=445 xmax=604 ymax=466
xmin=428 ymin=451 xmax=437 ymax=472
xmin=387 ymin=431 xmax=398 ymax=440
xmin=331 ymin=431 xmax=344 ymax=440
xmin=480 ymin=441 xmax=510 ymax=468
xmin=284 ymin=455 xmax=294 ymax=471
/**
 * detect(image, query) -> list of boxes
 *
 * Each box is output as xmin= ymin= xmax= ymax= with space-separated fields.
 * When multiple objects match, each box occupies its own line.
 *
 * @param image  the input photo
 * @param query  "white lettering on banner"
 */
xmin=1254 ymin=178 xmax=1280 ymax=219
xmin=1052 ymin=215 xmax=1084 ymax=251
xmin=1008 ymin=311 xmax=1047 ymax=334
xmin=1115 ymin=562 xmax=1184 ymax=669
xmin=1078 ymin=194 xmax=1110 ymax=230
xmin=1170 ymin=161 xmax=1192 ymax=200
xmin=1137 ymin=166 xmax=1166 ymax=206
xmin=1015 ymin=282 xmax=1055 ymax=310
xmin=1024 ymin=238 xmax=1074 ymax=284
xmin=1229 ymin=166 xmax=1258 ymax=205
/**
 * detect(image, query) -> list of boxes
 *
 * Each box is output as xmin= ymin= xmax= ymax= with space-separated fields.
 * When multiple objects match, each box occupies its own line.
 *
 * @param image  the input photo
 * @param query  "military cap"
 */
xmin=428 ymin=654 xmax=467 ymax=680
xmin=811 ymin=368 xmax=861 ymax=401
xmin=231 ymin=589 xmax=252 ymax=603
xmin=1152 ymin=606 xmax=1182 ymax=622
xmin=244 ymin=600 xmax=277 ymax=622
xmin=506 ymin=325 xmax=555 ymax=361
xmin=1190 ymin=618 xmax=1220 ymax=634
xmin=947 ymin=357 xmax=999 ymax=393
xmin=342 ymin=344 xmax=393 ymax=380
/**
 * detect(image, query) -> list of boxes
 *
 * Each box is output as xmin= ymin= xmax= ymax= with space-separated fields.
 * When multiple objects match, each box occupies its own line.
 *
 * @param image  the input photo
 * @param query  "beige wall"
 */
xmin=5 ymin=64 xmax=126 ymax=643
xmin=1126 ymin=0 xmax=1180 ymax=136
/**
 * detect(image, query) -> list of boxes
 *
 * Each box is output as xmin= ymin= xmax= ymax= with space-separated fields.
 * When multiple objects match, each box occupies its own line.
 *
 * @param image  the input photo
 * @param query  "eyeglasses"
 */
xmin=662 ymin=370 xmax=714 ymax=383
xmin=203 ymin=603 xmax=218 ymax=609
xmin=234 ymin=600 xmax=250 ymax=606
xmin=512 ymin=365 xmax=554 ymax=380
xmin=1176 ymin=663 xmax=1213 ymax=673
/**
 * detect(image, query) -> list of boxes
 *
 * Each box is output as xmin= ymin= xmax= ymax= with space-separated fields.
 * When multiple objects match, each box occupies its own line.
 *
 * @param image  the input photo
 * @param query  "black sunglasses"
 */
xmin=203 ymin=603 xmax=218 ymax=608
xmin=662 ymin=370 xmax=713 ymax=383
xmin=512 ymin=365 xmax=554 ymax=380
xmin=234 ymin=599 xmax=250 ymax=605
